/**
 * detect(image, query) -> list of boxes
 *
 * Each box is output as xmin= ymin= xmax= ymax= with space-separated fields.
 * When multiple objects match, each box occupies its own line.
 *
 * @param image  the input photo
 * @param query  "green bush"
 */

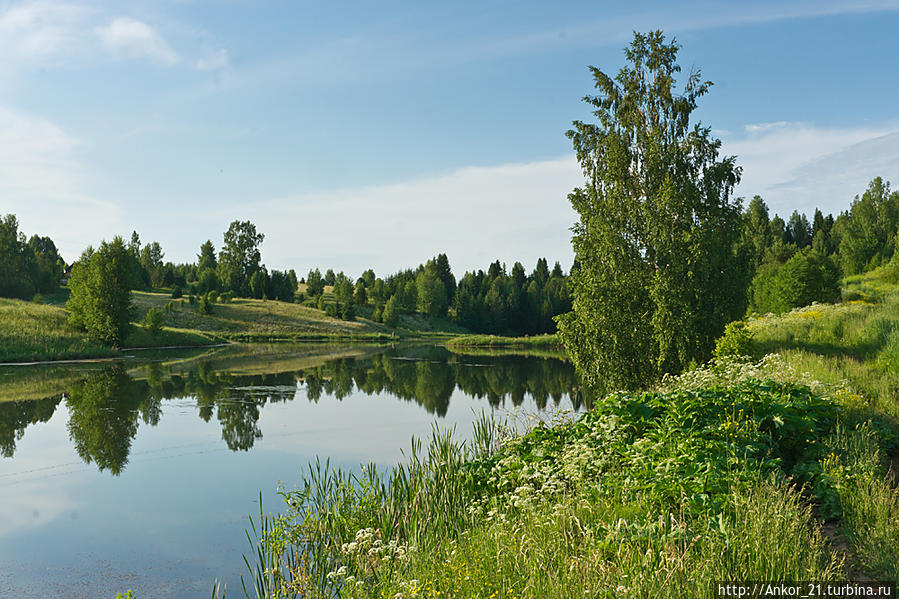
xmin=171 ymin=285 xmax=183 ymax=299
xmin=142 ymin=307 xmax=164 ymax=338
xmin=67 ymin=237 xmax=134 ymax=346
xmin=199 ymin=293 xmax=212 ymax=315
xmin=714 ymin=320 xmax=753 ymax=359
xmin=750 ymin=250 xmax=840 ymax=314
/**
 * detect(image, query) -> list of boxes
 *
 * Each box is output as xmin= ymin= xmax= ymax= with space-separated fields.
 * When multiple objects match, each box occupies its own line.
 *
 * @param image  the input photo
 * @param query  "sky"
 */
xmin=0 ymin=0 xmax=897 ymax=277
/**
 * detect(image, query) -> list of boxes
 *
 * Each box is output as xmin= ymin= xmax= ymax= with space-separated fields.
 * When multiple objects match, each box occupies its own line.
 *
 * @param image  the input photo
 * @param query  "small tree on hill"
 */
xmin=68 ymin=237 xmax=134 ymax=346
xmin=143 ymin=308 xmax=164 ymax=338
xmin=382 ymin=295 xmax=399 ymax=327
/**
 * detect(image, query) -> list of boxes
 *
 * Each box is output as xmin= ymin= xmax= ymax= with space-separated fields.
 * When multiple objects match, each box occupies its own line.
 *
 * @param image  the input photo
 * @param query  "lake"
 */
xmin=0 ymin=342 xmax=584 ymax=598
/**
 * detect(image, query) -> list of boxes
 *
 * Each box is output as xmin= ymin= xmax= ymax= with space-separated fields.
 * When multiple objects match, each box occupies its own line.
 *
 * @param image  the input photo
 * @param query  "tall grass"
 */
xmin=0 ymin=298 xmax=112 ymax=362
xmin=241 ymin=370 xmax=884 ymax=598
xmin=444 ymin=334 xmax=562 ymax=349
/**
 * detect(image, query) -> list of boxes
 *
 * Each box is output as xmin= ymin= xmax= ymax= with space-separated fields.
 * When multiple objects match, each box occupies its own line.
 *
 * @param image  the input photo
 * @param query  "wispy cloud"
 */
xmin=0 ymin=1 xmax=91 ymax=62
xmin=220 ymin=157 xmax=581 ymax=276
xmin=95 ymin=16 xmax=178 ymax=65
xmin=723 ymin=121 xmax=899 ymax=217
xmin=0 ymin=1 xmax=215 ymax=70
xmin=196 ymin=47 xmax=229 ymax=72
xmin=0 ymin=106 xmax=125 ymax=260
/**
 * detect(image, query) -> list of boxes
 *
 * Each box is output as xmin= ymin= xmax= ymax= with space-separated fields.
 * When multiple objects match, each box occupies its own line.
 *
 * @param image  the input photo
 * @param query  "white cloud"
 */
xmin=206 ymin=123 xmax=899 ymax=277
xmin=723 ymin=122 xmax=899 ymax=217
xmin=95 ymin=16 xmax=178 ymax=65
xmin=0 ymin=107 xmax=125 ymax=261
xmin=196 ymin=47 xmax=229 ymax=72
xmin=0 ymin=1 xmax=90 ymax=62
xmin=229 ymin=157 xmax=581 ymax=277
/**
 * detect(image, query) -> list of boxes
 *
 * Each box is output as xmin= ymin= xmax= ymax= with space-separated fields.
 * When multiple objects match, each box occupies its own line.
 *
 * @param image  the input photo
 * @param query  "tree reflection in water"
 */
xmin=0 ymin=345 xmax=584 ymax=474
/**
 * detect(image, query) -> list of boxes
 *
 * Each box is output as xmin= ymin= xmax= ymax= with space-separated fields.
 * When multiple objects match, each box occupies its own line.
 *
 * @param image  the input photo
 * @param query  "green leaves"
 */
xmin=560 ymin=31 xmax=746 ymax=392
xmin=66 ymin=236 xmax=134 ymax=347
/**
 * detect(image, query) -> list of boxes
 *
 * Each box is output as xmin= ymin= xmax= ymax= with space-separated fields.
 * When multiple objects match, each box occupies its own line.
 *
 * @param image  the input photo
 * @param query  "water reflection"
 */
xmin=0 ymin=345 xmax=582 ymax=474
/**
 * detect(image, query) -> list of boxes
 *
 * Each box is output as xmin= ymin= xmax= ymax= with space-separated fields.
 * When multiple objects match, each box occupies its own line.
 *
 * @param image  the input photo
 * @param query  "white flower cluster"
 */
xmin=473 ymin=413 xmax=630 ymax=518
xmin=659 ymin=353 xmax=850 ymax=399
xmin=326 ymin=527 xmax=416 ymax=591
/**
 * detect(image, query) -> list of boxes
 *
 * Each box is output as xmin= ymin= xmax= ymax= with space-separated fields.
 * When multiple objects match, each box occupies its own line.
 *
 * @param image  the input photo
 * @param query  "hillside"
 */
xmin=0 ymin=290 xmax=400 ymax=363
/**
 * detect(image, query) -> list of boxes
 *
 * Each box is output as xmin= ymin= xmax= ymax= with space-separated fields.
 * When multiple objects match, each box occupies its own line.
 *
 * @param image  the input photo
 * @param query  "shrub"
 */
xmin=142 ymin=307 xmax=164 ymax=338
xmin=751 ymin=250 xmax=840 ymax=314
xmin=339 ymin=301 xmax=355 ymax=321
xmin=67 ymin=237 xmax=134 ymax=346
xmin=199 ymin=293 xmax=212 ymax=315
xmin=382 ymin=295 xmax=399 ymax=327
xmin=171 ymin=285 xmax=183 ymax=299
xmin=714 ymin=320 xmax=753 ymax=360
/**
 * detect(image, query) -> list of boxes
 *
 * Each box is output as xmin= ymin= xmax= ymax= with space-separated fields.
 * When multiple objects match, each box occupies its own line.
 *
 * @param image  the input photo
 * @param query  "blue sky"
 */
xmin=1 ymin=0 xmax=897 ymax=277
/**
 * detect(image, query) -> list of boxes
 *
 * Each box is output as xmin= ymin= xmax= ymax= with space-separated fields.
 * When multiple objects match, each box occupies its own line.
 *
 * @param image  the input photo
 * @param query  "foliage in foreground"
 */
xmin=240 ymin=354 xmax=898 ymax=598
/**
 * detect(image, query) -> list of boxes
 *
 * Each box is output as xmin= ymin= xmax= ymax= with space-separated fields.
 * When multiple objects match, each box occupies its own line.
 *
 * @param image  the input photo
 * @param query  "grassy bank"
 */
xmin=0 ymin=290 xmax=400 ymax=362
xmin=0 ymin=296 xmax=222 ymax=362
xmin=238 ymin=276 xmax=899 ymax=598
xmin=0 ymin=298 xmax=117 ymax=362
xmin=131 ymin=291 xmax=392 ymax=341
xmin=2 ymin=288 xmax=571 ymax=364
xmin=443 ymin=333 xmax=561 ymax=349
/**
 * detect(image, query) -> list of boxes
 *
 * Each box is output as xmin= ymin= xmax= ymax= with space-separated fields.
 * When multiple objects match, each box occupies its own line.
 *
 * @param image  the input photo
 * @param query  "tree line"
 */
xmin=302 ymin=254 xmax=571 ymax=335
xmin=0 ymin=214 xmax=66 ymax=300
xmin=0 ymin=213 xmax=571 ymax=345
xmin=742 ymin=179 xmax=899 ymax=314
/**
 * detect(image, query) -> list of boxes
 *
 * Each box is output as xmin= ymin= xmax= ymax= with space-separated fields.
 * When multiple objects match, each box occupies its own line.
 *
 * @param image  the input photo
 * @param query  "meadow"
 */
xmin=443 ymin=333 xmax=561 ymax=350
xmin=0 ymin=290 xmax=397 ymax=363
xmin=235 ymin=271 xmax=899 ymax=599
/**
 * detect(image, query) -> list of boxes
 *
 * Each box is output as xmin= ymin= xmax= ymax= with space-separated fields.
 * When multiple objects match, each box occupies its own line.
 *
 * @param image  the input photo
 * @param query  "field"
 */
xmin=444 ymin=333 xmax=561 ymax=349
xmin=240 ymin=271 xmax=899 ymax=598
xmin=0 ymin=290 xmax=400 ymax=363
xmin=131 ymin=291 xmax=394 ymax=342
xmin=0 ymin=298 xmax=116 ymax=362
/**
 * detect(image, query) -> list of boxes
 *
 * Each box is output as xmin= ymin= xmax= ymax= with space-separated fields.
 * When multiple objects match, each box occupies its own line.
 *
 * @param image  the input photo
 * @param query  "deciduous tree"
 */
xmin=558 ymin=31 xmax=745 ymax=391
xmin=218 ymin=220 xmax=264 ymax=295
xmin=67 ymin=237 xmax=134 ymax=346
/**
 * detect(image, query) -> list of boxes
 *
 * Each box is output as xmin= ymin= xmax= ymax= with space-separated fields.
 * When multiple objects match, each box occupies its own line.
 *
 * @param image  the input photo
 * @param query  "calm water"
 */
xmin=0 ymin=343 xmax=583 ymax=598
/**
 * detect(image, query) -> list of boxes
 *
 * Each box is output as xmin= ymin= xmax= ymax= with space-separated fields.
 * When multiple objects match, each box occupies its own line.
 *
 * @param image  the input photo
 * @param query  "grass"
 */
xmin=0 ymin=290 xmax=401 ymax=362
xmin=0 ymin=298 xmax=114 ymax=362
xmin=3 ymin=287 xmax=568 ymax=364
xmin=234 ymin=268 xmax=899 ymax=599
xmin=243 ymin=372 xmax=867 ymax=598
xmin=443 ymin=333 xmax=561 ymax=349
xmin=131 ymin=291 xmax=391 ymax=340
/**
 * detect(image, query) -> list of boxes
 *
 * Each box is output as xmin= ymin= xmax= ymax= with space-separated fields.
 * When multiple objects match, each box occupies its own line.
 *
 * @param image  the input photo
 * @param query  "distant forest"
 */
xmin=1 ymin=175 xmax=898 ymax=336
